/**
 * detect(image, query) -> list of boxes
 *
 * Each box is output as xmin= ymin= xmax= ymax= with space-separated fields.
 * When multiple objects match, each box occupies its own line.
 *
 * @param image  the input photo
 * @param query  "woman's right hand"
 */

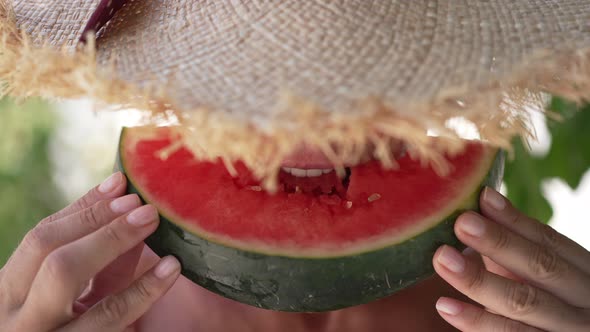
xmin=0 ymin=172 xmax=181 ymax=332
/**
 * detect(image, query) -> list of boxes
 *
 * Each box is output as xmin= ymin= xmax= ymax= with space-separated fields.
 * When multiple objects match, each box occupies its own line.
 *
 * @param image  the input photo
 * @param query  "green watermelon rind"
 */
xmin=117 ymin=132 xmax=504 ymax=312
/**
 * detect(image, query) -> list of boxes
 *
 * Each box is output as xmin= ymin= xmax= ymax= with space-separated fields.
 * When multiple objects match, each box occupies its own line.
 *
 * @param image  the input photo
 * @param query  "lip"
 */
xmin=280 ymin=143 xmax=350 ymax=169
xmin=280 ymin=141 xmax=405 ymax=169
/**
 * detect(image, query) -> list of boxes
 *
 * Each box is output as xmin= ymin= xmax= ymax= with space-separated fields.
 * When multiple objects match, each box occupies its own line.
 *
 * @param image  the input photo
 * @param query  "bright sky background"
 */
xmin=50 ymin=100 xmax=590 ymax=250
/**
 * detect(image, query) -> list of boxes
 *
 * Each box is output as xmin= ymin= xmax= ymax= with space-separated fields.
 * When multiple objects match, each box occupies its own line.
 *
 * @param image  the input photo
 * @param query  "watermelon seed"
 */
xmin=249 ymin=186 xmax=263 ymax=192
xmin=368 ymin=193 xmax=382 ymax=202
xmin=345 ymin=201 xmax=353 ymax=209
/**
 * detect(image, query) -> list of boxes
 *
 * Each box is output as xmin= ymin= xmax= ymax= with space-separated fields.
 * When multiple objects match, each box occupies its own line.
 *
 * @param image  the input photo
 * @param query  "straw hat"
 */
xmin=1 ymin=0 xmax=589 ymax=189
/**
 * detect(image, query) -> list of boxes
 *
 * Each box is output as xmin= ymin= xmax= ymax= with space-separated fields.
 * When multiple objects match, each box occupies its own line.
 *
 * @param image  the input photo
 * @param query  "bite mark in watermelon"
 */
xmin=118 ymin=127 xmax=504 ymax=311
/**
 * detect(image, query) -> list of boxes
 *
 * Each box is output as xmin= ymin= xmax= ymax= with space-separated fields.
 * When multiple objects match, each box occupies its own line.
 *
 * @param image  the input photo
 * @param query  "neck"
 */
xmin=138 ymin=273 xmax=461 ymax=332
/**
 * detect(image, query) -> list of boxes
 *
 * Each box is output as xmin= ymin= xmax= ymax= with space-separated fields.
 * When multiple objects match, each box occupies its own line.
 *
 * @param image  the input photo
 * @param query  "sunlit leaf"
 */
xmin=504 ymin=139 xmax=552 ymax=223
xmin=504 ymin=98 xmax=590 ymax=223
xmin=543 ymin=99 xmax=590 ymax=189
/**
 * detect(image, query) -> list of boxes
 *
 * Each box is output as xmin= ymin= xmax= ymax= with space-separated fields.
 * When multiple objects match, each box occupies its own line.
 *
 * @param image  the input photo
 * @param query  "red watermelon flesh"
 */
xmin=121 ymin=127 xmax=496 ymax=257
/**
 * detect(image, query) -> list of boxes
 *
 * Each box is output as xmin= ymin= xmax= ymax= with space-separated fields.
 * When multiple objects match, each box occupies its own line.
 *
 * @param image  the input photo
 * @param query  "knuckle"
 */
xmin=42 ymin=251 xmax=71 ymax=282
xmin=40 ymin=213 xmax=58 ymax=224
xmin=133 ymin=278 xmax=155 ymax=300
xmin=539 ymin=223 xmax=560 ymax=249
xmin=508 ymin=210 xmax=523 ymax=225
xmin=466 ymin=265 xmax=486 ymax=293
xmin=528 ymin=245 xmax=564 ymax=280
xmin=505 ymin=283 xmax=539 ymax=316
xmin=98 ymin=296 xmax=129 ymax=324
xmin=81 ymin=189 xmax=98 ymax=207
xmin=469 ymin=307 xmax=487 ymax=327
xmin=492 ymin=227 xmax=511 ymax=251
xmin=21 ymin=226 xmax=51 ymax=254
xmin=501 ymin=319 xmax=530 ymax=332
xmin=73 ymin=193 xmax=93 ymax=212
xmin=81 ymin=205 xmax=103 ymax=228
xmin=101 ymin=224 xmax=122 ymax=243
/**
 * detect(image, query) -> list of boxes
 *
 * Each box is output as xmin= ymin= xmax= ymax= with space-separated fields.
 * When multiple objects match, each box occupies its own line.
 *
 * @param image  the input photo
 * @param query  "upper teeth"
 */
xmin=282 ymin=167 xmax=333 ymax=177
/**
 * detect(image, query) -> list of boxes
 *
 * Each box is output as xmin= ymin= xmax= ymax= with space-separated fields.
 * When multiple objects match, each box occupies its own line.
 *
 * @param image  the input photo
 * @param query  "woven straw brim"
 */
xmin=2 ymin=0 xmax=590 ymax=190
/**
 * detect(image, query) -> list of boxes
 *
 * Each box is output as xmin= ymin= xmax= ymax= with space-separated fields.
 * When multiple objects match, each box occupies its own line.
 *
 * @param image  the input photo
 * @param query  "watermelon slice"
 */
xmin=117 ymin=127 xmax=504 ymax=312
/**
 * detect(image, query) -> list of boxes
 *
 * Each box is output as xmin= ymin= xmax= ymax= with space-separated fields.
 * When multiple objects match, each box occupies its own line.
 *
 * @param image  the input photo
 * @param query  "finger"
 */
xmin=482 ymin=256 xmax=523 ymax=282
xmin=436 ymin=297 xmax=543 ymax=332
xmin=134 ymin=245 xmax=161 ymax=278
xmin=480 ymin=187 xmax=590 ymax=275
xmin=1 ymin=172 xmax=126 ymax=305
xmin=78 ymin=243 xmax=144 ymax=307
xmin=461 ymin=247 xmax=484 ymax=263
xmin=0 ymin=194 xmax=141 ymax=308
xmin=21 ymin=205 xmax=159 ymax=329
xmin=457 ymin=249 xmax=503 ymax=315
xmin=42 ymin=172 xmax=127 ymax=224
xmin=63 ymin=256 xmax=180 ymax=332
xmin=455 ymin=212 xmax=590 ymax=307
xmin=433 ymin=245 xmax=587 ymax=332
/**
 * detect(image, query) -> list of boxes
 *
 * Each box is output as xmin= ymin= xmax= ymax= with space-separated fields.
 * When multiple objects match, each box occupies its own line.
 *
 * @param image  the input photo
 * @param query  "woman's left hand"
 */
xmin=433 ymin=187 xmax=590 ymax=332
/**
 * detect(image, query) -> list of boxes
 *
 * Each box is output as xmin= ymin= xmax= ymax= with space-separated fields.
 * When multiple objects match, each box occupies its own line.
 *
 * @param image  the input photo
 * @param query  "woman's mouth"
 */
xmin=276 ymin=140 xmax=404 ymax=196
xmin=279 ymin=142 xmax=358 ymax=169
xmin=281 ymin=167 xmax=335 ymax=177
xmin=280 ymin=140 xmax=405 ymax=170
xmin=278 ymin=167 xmax=350 ymax=196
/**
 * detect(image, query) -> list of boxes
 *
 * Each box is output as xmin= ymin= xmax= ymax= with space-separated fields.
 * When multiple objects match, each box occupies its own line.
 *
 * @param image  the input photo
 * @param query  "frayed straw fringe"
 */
xmin=1 ymin=1 xmax=589 ymax=191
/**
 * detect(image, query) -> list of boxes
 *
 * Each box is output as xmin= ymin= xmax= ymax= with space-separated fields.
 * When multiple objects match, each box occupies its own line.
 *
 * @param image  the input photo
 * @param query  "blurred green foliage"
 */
xmin=0 ymin=99 xmax=65 ymax=264
xmin=504 ymin=99 xmax=590 ymax=223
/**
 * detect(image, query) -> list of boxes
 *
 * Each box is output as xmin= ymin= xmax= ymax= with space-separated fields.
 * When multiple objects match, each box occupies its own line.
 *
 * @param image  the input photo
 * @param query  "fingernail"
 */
xmin=436 ymin=297 xmax=463 ymax=316
xmin=483 ymin=187 xmax=506 ymax=211
xmin=459 ymin=214 xmax=486 ymax=237
xmin=99 ymin=172 xmax=122 ymax=193
xmin=110 ymin=195 xmax=141 ymax=214
xmin=155 ymin=256 xmax=180 ymax=279
xmin=437 ymin=246 xmax=466 ymax=273
xmin=127 ymin=205 xmax=158 ymax=227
